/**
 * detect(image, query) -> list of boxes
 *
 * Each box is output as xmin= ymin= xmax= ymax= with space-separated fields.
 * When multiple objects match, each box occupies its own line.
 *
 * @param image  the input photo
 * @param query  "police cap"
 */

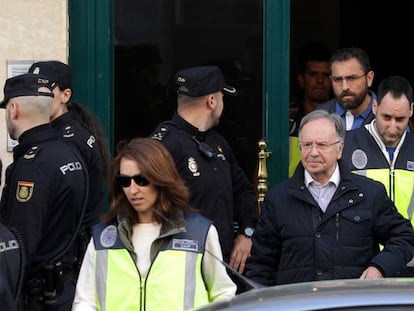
xmin=175 ymin=65 xmax=237 ymax=97
xmin=0 ymin=73 xmax=54 ymax=108
xmin=28 ymin=60 xmax=72 ymax=90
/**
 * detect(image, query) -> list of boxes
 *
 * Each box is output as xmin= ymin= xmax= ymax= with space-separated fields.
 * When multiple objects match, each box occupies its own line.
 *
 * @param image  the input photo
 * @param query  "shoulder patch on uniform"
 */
xmin=63 ymin=125 xmax=75 ymax=138
xmin=351 ymin=149 xmax=368 ymax=169
xmin=23 ymin=146 xmax=39 ymax=160
xmin=16 ymin=181 xmax=34 ymax=202
xmin=100 ymin=225 xmax=118 ymax=248
xmin=152 ymin=122 xmax=172 ymax=141
xmin=87 ymin=135 xmax=96 ymax=148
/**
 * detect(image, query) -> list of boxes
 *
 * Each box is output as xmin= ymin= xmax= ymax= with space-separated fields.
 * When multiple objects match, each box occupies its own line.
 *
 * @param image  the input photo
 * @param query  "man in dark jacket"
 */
xmin=316 ymin=47 xmax=376 ymax=131
xmin=245 ymin=109 xmax=414 ymax=286
xmin=152 ymin=66 xmax=258 ymax=278
xmin=342 ymin=76 xmax=414 ymax=275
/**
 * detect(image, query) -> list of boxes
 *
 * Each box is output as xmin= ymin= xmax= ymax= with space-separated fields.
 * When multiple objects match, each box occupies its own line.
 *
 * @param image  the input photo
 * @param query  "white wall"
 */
xmin=0 ymin=0 xmax=68 ymax=188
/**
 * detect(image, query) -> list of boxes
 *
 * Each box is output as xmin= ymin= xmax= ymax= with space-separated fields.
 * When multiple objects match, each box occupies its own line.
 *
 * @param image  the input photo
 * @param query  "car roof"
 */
xmin=196 ymin=278 xmax=414 ymax=311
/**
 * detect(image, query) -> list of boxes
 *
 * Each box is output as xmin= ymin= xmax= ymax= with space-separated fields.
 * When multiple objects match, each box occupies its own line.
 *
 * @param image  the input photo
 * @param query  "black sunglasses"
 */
xmin=115 ymin=174 xmax=150 ymax=188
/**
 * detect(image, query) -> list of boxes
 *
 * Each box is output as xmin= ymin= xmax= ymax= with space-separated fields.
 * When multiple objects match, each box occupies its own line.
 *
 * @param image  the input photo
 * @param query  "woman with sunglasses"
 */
xmin=72 ymin=137 xmax=236 ymax=310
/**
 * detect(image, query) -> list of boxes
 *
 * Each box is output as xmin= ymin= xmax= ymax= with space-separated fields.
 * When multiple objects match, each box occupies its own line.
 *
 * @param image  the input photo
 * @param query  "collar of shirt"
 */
xmin=304 ymin=163 xmax=340 ymax=188
xmin=335 ymin=90 xmax=376 ymax=119
xmin=366 ymin=119 xmax=406 ymax=164
xmin=172 ymin=112 xmax=207 ymax=141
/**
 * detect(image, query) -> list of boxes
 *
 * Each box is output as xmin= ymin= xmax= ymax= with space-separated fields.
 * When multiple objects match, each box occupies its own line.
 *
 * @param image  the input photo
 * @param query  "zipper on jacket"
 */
xmin=389 ymin=168 xmax=395 ymax=203
xmin=129 ymin=251 xmax=145 ymax=311
xmin=141 ymin=283 xmax=145 ymax=311
xmin=335 ymin=213 xmax=339 ymax=243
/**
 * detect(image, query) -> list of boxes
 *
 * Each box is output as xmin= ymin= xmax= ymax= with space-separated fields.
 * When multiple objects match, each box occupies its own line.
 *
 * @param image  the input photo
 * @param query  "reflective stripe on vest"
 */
xmin=96 ymin=248 xmax=140 ymax=311
xmin=95 ymin=247 xmax=208 ymax=310
xmin=289 ymin=136 xmax=301 ymax=177
xmin=352 ymin=168 xmax=414 ymax=226
xmin=92 ymin=214 xmax=211 ymax=310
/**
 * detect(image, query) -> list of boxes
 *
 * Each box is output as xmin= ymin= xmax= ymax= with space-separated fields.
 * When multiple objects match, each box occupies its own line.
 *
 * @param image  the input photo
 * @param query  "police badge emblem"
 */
xmin=351 ymin=149 xmax=368 ymax=170
xmin=101 ymin=225 xmax=118 ymax=248
xmin=16 ymin=181 xmax=34 ymax=202
xmin=188 ymin=157 xmax=200 ymax=176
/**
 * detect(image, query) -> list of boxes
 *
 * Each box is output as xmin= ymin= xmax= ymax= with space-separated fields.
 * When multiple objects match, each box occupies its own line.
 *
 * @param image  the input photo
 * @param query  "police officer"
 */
xmin=342 ymin=76 xmax=414 ymax=276
xmin=152 ymin=66 xmax=258 ymax=284
xmin=0 ymin=73 xmax=88 ymax=310
xmin=0 ymin=217 xmax=23 ymax=311
xmin=28 ymin=61 xmax=110 ymax=266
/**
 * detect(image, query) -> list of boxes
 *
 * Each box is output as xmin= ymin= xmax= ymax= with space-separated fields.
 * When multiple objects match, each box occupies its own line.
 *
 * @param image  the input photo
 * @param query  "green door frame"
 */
xmin=68 ymin=0 xmax=290 ymax=185
xmin=263 ymin=0 xmax=290 ymax=186
xmin=68 ymin=0 xmax=114 ymax=154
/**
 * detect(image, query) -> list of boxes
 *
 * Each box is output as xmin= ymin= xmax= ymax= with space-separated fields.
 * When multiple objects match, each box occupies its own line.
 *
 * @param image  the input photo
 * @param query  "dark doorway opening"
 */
xmin=114 ymin=0 xmax=263 ymax=181
xmin=290 ymin=0 xmax=413 ymax=99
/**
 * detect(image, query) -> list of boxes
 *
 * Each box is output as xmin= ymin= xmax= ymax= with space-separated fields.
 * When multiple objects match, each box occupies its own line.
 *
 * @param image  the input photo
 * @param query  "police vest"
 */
xmin=354 ymin=168 xmax=414 ymax=226
xmin=343 ymin=128 xmax=414 ymax=226
xmin=92 ymin=213 xmax=211 ymax=311
xmin=289 ymin=136 xmax=301 ymax=177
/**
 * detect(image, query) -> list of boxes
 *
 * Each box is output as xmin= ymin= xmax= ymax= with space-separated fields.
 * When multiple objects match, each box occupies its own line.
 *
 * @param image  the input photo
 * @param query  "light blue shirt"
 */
xmin=305 ymin=165 xmax=340 ymax=212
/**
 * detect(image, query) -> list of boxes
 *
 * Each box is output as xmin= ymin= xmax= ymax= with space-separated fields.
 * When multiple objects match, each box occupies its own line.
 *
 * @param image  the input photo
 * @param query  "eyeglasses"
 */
xmin=299 ymin=140 xmax=341 ymax=152
xmin=115 ymin=174 xmax=150 ymax=187
xmin=330 ymin=74 xmax=366 ymax=84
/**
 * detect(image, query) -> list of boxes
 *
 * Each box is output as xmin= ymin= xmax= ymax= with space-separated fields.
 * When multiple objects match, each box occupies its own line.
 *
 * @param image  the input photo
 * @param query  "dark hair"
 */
xmin=376 ymin=76 xmax=413 ymax=106
xmin=68 ymin=102 xmax=112 ymax=180
xmin=104 ymin=137 xmax=193 ymax=224
xmin=298 ymin=41 xmax=331 ymax=73
xmin=329 ymin=47 xmax=371 ymax=73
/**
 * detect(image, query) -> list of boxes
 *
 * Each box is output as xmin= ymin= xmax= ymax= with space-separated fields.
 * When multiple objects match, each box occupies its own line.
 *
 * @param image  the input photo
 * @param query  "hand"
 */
xmin=359 ymin=266 xmax=383 ymax=279
xmin=229 ymin=234 xmax=252 ymax=274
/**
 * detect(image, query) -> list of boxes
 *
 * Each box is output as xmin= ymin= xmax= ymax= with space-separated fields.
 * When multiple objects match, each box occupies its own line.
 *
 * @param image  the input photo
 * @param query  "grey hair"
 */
xmin=298 ymin=110 xmax=345 ymax=141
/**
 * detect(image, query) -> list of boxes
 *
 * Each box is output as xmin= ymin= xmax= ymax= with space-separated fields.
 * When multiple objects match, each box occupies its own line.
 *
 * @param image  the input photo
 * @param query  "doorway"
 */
xmin=290 ymin=0 xmax=413 ymax=96
xmin=114 ymin=0 xmax=264 ymax=181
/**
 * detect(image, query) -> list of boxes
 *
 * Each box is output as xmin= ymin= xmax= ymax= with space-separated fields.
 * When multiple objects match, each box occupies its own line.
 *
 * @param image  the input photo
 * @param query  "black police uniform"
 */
xmin=51 ymin=110 xmax=104 ymax=230
xmin=0 ymin=124 xmax=88 ymax=311
xmin=152 ymin=113 xmax=258 ymax=261
xmin=0 ymin=219 xmax=23 ymax=311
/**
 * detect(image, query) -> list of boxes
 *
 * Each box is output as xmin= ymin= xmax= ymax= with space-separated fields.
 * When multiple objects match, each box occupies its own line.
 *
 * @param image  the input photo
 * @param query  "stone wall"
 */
xmin=0 ymin=0 xmax=67 ymax=188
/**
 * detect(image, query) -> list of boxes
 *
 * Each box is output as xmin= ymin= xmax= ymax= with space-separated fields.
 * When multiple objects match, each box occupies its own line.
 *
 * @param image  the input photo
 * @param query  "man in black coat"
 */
xmin=152 ymin=66 xmax=258 ymax=279
xmin=245 ymin=110 xmax=414 ymax=286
